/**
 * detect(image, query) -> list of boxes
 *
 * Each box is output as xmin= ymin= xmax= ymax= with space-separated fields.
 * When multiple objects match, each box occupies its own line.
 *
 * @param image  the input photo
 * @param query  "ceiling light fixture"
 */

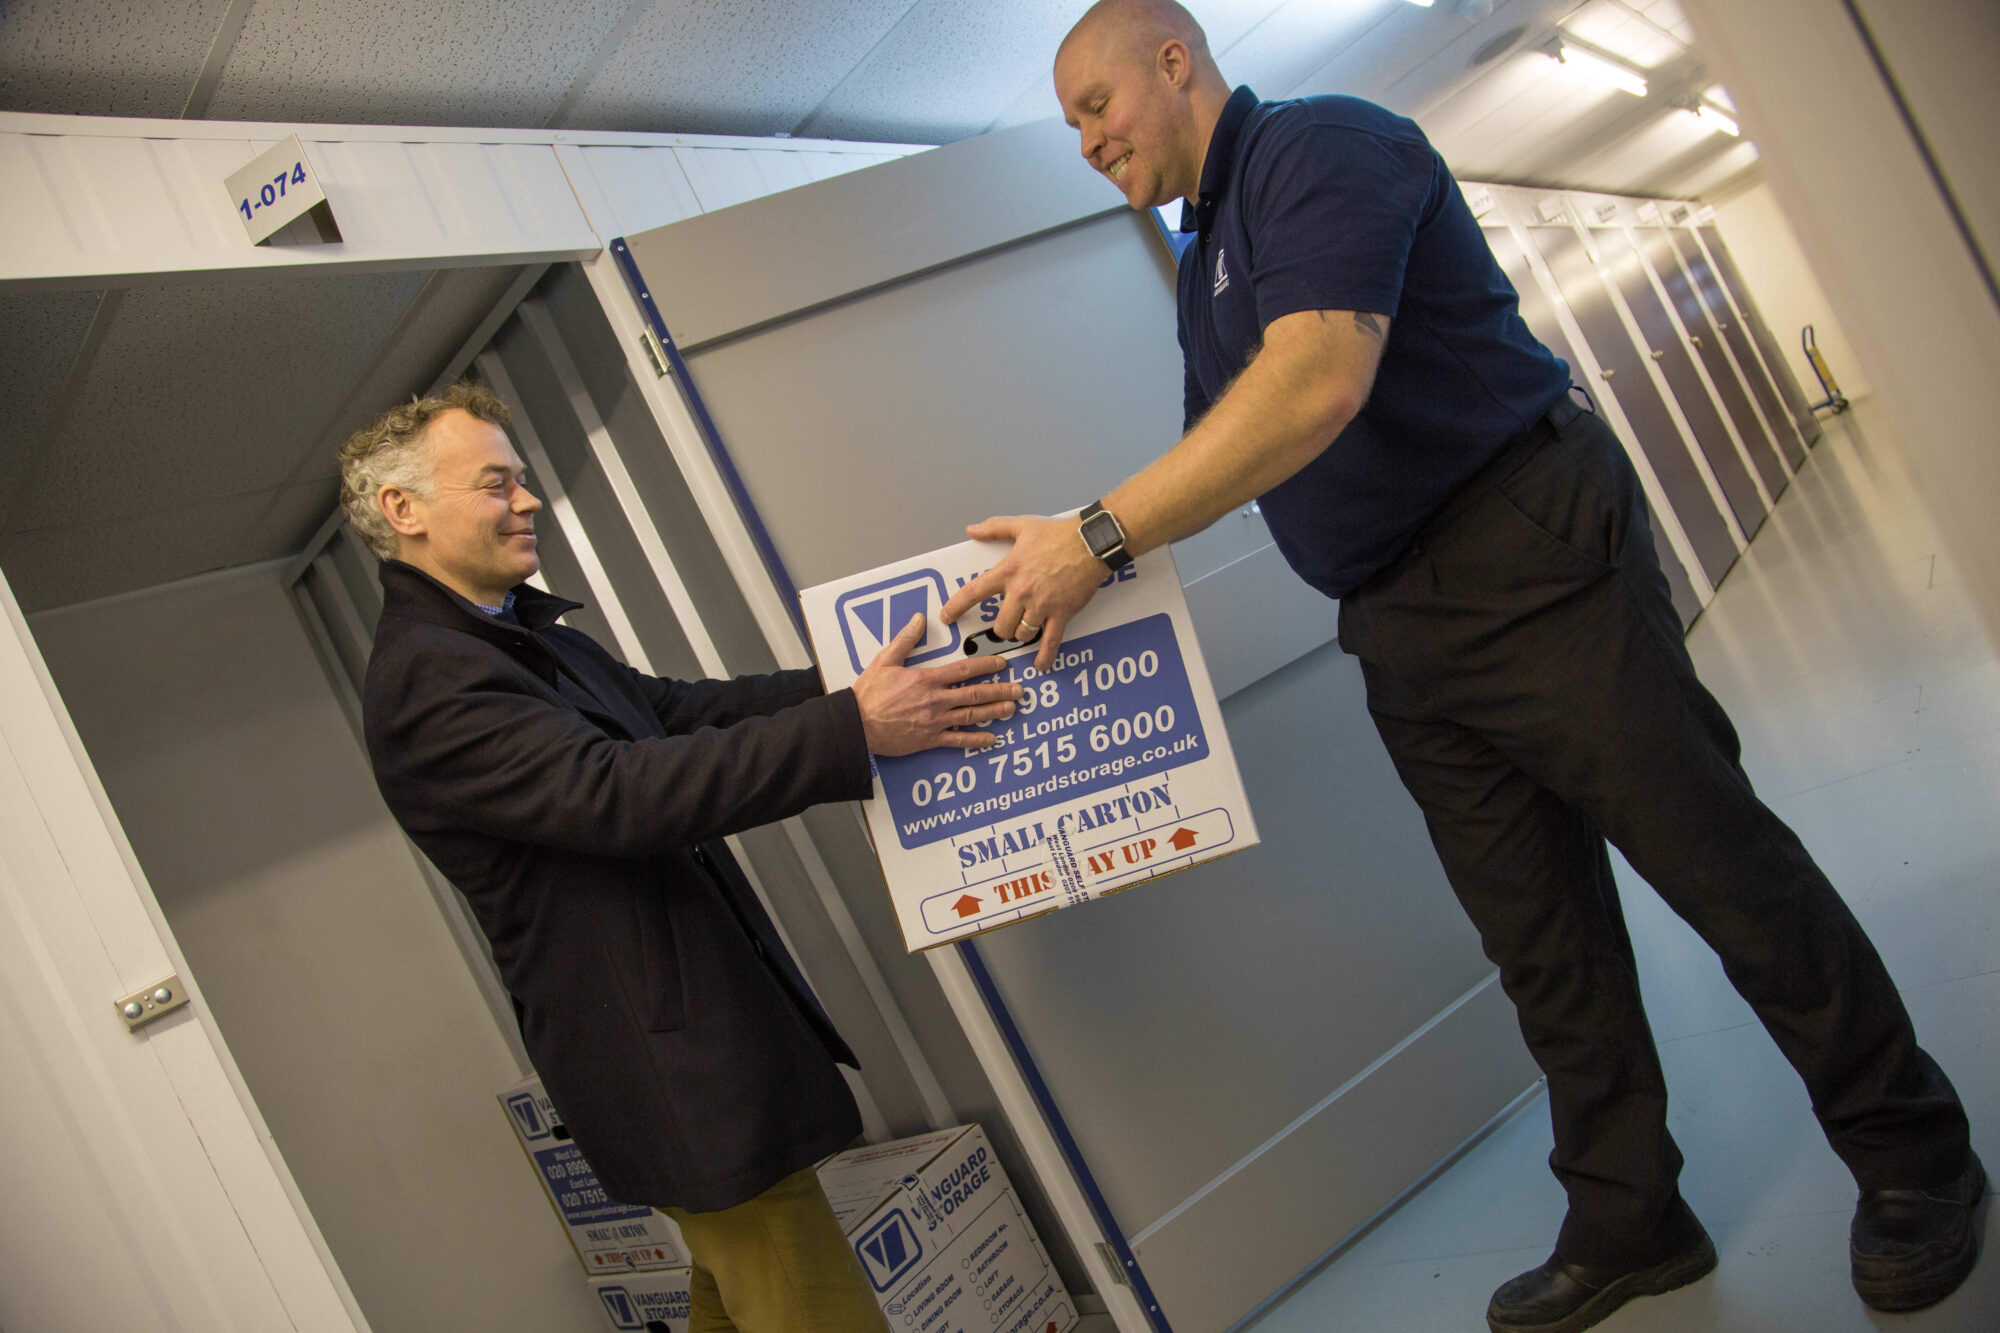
xmin=1674 ymin=96 xmax=1741 ymax=136
xmin=1543 ymin=35 xmax=1649 ymax=97
xmin=1694 ymin=103 xmax=1740 ymax=136
xmin=1400 ymin=0 xmax=1437 ymax=7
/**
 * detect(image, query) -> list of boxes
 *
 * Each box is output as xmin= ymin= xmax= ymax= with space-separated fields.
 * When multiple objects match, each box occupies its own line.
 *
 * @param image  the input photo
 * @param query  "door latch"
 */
xmin=116 ymin=975 xmax=189 ymax=1032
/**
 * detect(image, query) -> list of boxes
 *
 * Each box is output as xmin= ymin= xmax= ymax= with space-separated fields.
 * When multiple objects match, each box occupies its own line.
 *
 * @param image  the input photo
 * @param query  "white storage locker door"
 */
xmin=0 ymin=569 xmax=366 ymax=1333
xmin=614 ymin=118 xmax=1540 ymax=1333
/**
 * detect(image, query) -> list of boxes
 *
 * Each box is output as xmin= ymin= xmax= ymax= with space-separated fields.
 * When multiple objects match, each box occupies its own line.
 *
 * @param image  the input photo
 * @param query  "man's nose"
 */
xmin=1079 ymin=122 xmax=1104 ymax=164
xmin=514 ymin=485 xmax=542 ymax=513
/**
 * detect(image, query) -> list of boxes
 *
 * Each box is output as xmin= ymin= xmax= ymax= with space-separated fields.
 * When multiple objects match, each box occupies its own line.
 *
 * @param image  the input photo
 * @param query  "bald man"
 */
xmin=942 ymin=3 xmax=1982 ymax=1329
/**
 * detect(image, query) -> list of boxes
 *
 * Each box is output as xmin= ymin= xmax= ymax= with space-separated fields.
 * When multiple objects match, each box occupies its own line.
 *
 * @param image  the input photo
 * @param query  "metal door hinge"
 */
xmin=116 ymin=975 xmax=189 ymax=1032
xmin=1094 ymin=1242 xmax=1131 ymax=1286
xmin=638 ymin=329 xmax=670 ymax=380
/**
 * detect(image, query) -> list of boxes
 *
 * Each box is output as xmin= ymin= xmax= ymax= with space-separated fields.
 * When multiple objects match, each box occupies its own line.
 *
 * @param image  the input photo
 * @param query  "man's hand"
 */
xmin=939 ymin=515 xmax=1107 ymax=672
xmin=852 ymin=614 xmax=1023 ymax=755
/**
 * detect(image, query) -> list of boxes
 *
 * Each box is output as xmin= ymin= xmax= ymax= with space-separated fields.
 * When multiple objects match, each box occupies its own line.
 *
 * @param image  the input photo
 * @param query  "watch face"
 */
xmin=1080 ymin=510 xmax=1122 ymax=557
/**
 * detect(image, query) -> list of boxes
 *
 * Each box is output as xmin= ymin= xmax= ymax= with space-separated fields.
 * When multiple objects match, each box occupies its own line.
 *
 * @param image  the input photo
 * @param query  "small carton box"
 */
xmin=499 ymin=1074 xmax=688 ymax=1276
xmin=819 ymin=1126 xmax=1078 ymax=1333
xmin=590 ymin=1268 xmax=693 ymax=1332
xmin=801 ymin=534 xmax=1258 ymax=952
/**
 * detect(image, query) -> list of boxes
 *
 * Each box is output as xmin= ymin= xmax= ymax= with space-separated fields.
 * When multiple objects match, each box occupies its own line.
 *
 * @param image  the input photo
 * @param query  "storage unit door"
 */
xmin=1641 ymin=229 xmax=1791 ymax=496
xmin=1485 ymin=225 xmax=1706 ymax=624
xmin=1601 ymin=228 xmax=1769 ymax=538
xmin=1670 ymin=229 xmax=1809 ymax=470
xmin=1526 ymin=225 xmax=1740 ymax=590
xmin=1698 ymin=225 xmax=1824 ymax=447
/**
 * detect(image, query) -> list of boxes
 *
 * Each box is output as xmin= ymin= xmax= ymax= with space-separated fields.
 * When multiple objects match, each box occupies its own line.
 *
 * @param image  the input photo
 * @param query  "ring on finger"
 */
xmin=1017 ymin=619 xmax=1042 ymax=635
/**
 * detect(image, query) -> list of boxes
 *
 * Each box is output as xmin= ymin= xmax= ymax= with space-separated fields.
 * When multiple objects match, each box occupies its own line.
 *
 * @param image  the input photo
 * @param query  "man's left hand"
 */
xmin=940 ymin=514 xmax=1107 ymax=671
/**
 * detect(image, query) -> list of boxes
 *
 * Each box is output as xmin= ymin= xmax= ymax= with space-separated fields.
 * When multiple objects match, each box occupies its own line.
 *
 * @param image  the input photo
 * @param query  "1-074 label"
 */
xmin=879 ymin=613 xmax=1208 ymax=849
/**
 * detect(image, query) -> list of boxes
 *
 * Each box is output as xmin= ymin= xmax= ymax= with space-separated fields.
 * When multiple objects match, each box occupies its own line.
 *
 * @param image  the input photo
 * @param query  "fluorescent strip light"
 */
xmin=1546 ymin=37 xmax=1649 ymax=97
xmin=1400 ymin=0 xmax=1436 ymax=6
xmin=1696 ymin=104 xmax=1740 ymax=136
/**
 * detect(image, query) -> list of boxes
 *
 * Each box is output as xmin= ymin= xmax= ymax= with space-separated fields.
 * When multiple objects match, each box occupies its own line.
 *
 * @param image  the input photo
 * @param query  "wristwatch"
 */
xmin=1078 ymin=500 xmax=1133 ymax=571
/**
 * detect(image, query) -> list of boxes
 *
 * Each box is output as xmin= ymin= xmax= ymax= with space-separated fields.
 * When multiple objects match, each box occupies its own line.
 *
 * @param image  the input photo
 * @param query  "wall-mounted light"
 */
xmin=1542 ymin=35 xmax=1649 ymax=97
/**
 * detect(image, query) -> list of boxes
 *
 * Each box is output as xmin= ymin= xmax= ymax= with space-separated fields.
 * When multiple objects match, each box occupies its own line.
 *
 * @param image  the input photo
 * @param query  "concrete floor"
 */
xmin=1246 ymin=400 xmax=2000 ymax=1332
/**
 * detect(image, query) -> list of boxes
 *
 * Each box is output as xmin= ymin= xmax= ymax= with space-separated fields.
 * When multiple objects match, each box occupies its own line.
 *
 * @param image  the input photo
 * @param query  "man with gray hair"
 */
xmin=945 ymin=2 xmax=1981 ymax=1329
xmin=342 ymin=382 xmax=1020 ymax=1332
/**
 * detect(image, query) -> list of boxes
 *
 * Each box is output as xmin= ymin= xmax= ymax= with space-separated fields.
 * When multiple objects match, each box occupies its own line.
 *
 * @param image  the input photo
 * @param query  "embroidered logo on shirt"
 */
xmin=1212 ymin=248 xmax=1230 ymax=296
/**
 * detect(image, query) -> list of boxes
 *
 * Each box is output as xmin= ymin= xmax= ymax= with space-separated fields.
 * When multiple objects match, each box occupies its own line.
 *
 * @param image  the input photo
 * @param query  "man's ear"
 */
xmin=379 ymin=485 xmax=425 ymax=540
xmin=1158 ymin=38 xmax=1191 ymax=88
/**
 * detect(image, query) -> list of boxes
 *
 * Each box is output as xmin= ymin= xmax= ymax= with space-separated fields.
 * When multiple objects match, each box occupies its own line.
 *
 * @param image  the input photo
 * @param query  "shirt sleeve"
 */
xmin=1240 ymin=114 xmax=1439 ymax=328
xmin=1177 ymin=315 xmax=1211 ymax=432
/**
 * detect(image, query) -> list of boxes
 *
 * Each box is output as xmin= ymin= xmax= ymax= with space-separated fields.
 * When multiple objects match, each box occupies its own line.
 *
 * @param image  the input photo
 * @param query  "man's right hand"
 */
xmin=852 ymin=614 xmax=1022 ymax=756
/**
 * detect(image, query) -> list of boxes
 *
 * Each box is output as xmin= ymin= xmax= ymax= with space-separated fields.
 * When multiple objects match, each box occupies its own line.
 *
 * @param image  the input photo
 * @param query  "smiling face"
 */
xmin=383 ymin=408 xmax=541 ymax=607
xmin=1055 ymin=20 xmax=1205 ymax=210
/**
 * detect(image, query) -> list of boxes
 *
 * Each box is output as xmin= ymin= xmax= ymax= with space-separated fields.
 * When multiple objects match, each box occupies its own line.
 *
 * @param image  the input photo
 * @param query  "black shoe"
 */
xmin=1486 ymin=1229 xmax=1717 ymax=1333
xmin=1851 ymin=1151 xmax=1989 ymax=1312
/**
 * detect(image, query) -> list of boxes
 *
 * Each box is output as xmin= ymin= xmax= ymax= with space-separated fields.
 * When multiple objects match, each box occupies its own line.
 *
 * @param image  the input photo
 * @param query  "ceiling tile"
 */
xmin=983 ymin=0 xmax=1288 ymax=133
xmin=1 ymin=490 xmax=262 ymax=613
xmin=558 ymin=0 xmax=914 ymax=137
xmin=17 ymin=269 xmax=427 ymax=533
xmin=796 ymin=0 xmax=1091 ymax=144
xmin=1432 ymin=52 xmax=1624 ymax=180
xmin=289 ymin=263 xmax=528 ymax=485
xmin=202 ymin=0 xmax=630 ymax=127
xmin=1365 ymin=0 xmax=1574 ymax=116
xmin=239 ymin=476 xmax=342 ymax=568
xmin=0 ymin=0 xmax=232 ymax=117
xmin=1662 ymin=138 xmax=1760 ymax=199
xmin=1219 ymin=0 xmax=1409 ymax=105
xmin=1566 ymin=104 xmax=1714 ymax=192
xmin=1561 ymin=0 xmax=1685 ymax=70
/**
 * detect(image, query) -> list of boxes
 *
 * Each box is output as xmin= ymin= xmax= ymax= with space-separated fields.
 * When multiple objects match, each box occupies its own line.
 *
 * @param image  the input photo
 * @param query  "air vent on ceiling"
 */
xmin=1471 ymin=25 xmax=1528 ymax=67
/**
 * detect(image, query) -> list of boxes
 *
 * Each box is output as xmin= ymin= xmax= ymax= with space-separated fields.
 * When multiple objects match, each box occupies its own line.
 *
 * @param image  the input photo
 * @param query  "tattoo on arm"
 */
xmin=1352 ymin=311 xmax=1385 ymax=340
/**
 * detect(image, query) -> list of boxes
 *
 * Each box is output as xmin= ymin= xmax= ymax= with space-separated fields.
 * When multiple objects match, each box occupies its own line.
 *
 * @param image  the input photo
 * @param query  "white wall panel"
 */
xmin=0 ymin=116 xmax=601 ymax=287
xmin=673 ymin=143 xmax=814 ymax=212
xmin=0 ymin=112 xmax=928 ymax=288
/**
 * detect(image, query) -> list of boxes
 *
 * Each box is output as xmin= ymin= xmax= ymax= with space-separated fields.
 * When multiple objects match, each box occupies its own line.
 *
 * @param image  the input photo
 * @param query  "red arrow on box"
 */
xmin=952 ymin=894 xmax=983 ymax=918
xmin=1167 ymin=827 xmax=1198 ymax=851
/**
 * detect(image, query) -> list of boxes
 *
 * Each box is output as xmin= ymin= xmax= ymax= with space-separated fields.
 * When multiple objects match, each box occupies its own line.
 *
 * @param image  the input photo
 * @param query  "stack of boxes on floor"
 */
xmin=500 ymin=1076 xmax=1078 ymax=1333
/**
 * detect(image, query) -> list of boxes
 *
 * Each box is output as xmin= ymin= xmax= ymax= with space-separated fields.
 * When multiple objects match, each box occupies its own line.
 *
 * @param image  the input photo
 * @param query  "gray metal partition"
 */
xmin=618 ymin=119 xmax=1538 ymax=1333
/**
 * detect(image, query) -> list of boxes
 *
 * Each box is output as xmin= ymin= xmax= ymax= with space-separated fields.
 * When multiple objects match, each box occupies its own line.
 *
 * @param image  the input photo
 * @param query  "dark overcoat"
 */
xmin=363 ymin=561 xmax=872 ymax=1212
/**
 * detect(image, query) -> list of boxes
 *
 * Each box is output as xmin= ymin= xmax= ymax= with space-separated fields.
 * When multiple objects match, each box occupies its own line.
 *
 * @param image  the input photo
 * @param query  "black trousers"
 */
xmin=1338 ymin=405 xmax=1970 ymax=1270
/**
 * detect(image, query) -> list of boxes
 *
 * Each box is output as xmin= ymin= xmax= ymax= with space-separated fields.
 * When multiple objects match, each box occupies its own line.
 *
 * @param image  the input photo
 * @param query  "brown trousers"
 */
xmin=665 ymin=1166 xmax=889 ymax=1333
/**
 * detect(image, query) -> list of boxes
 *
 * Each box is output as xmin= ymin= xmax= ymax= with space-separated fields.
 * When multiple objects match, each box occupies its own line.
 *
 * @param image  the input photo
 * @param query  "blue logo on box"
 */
xmin=835 ymin=569 xmax=960 ymax=674
xmin=855 ymin=1209 xmax=924 ymax=1291
xmin=505 ymin=1092 xmax=551 ymax=1141
xmin=597 ymin=1286 xmax=640 ymax=1330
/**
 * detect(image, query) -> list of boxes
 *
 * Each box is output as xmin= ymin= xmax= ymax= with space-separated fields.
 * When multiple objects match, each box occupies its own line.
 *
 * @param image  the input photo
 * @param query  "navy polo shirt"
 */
xmin=1178 ymin=87 xmax=1571 ymax=598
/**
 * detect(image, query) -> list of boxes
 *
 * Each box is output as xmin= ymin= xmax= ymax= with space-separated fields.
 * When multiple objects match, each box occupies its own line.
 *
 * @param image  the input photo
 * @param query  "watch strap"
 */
xmin=1079 ymin=500 xmax=1134 ymax=571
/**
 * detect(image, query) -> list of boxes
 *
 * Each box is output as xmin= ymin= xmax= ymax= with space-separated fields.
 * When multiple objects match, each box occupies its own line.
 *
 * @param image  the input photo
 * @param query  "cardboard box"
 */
xmin=801 ymin=534 xmax=1258 ymax=950
xmin=819 ymin=1126 xmax=1078 ymax=1333
xmin=590 ymin=1268 xmax=692 ymax=1332
xmin=499 ymin=1075 xmax=688 ymax=1275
